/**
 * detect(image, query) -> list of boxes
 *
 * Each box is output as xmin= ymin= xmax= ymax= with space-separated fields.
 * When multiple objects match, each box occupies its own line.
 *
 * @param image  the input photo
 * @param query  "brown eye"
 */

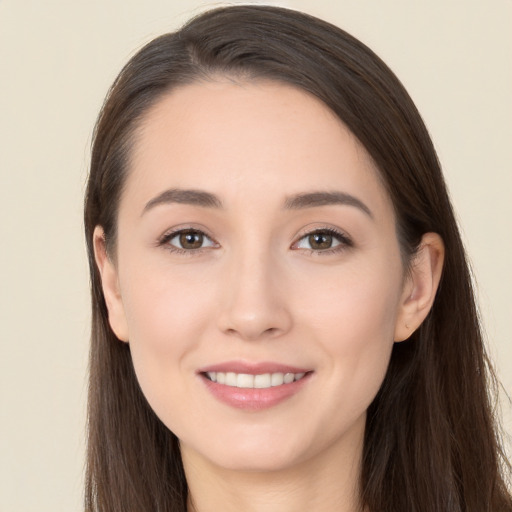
xmin=164 ymin=229 xmax=217 ymax=252
xmin=179 ymin=231 xmax=204 ymax=249
xmin=293 ymin=228 xmax=351 ymax=253
xmin=308 ymin=232 xmax=333 ymax=250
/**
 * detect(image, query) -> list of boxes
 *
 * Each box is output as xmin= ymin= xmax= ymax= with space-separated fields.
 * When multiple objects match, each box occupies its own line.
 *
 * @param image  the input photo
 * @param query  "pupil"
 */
xmin=180 ymin=231 xmax=203 ymax=249
xmin=310 ymin=233 xmax=332 ymax=249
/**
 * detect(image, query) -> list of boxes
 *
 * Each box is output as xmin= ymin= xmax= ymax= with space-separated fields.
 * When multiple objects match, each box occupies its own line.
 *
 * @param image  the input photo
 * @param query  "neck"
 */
xmin=182 ymin=419 xmax=365 ymax=512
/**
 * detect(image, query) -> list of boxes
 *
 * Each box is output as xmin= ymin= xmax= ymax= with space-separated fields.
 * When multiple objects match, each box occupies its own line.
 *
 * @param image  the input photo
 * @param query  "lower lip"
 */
xmin=200 ymin=373 xmax=311 ymax=411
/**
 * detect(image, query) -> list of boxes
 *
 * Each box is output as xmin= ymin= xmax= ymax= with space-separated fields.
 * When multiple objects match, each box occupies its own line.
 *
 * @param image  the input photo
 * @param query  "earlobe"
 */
xmin=93 ymin=226 xmax=130 ymax=342
xmin=394 ymin=232 xmax=445 ymax=342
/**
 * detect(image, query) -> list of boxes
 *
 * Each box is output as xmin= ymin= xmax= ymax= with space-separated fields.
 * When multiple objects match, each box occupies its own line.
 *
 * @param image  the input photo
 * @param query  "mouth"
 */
xmin=198 ymin=363 xmax=313 ymax=411
xmin=203 ymin=371 xmax=307 ymax=389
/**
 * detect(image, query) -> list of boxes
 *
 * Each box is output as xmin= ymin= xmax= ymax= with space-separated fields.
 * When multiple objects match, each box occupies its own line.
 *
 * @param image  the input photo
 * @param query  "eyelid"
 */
xmin=291 ymin=226 xmax=353 ymax=253
xmin=156 ymin=224 xmax=352 ymax=255
xmin=157 ymin=225 xmax=219 ymax=254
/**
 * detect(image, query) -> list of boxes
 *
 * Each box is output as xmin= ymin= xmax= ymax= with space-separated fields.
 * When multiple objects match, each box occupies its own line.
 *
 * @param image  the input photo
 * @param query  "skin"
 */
xmin=94 ymin=80 xmax=444 ymax=512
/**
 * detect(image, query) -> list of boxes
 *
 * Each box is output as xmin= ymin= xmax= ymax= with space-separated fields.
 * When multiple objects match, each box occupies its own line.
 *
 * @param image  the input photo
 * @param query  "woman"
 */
xmin=84 ymin=5 xmax=511 ymax=511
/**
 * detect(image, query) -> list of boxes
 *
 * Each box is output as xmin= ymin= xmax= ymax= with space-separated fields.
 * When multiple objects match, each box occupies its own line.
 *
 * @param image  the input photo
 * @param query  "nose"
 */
xmin=216 ymin=250 xmax=292 ymax=341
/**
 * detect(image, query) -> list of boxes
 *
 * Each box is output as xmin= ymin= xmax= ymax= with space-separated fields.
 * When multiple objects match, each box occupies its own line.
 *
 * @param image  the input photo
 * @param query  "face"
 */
xmin=98 ymin=80 xmax=414 ymax=473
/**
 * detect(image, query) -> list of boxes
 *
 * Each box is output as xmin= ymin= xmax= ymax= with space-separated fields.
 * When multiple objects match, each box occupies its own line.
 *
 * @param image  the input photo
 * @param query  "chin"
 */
xmin=180 ymin=428 xmax=313 ymax=473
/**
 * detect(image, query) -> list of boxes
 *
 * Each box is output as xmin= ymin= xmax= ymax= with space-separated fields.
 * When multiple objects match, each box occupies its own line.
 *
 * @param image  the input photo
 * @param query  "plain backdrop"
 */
xmin=0 ymin=1 xmax=510 ymax=510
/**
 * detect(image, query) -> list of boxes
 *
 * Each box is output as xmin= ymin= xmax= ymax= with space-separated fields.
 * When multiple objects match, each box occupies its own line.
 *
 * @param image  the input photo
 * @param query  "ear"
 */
xmin=93 ymin=226 xmax=129 ymax=342
xmin=394 ymin=232 xmax=445 ymax=342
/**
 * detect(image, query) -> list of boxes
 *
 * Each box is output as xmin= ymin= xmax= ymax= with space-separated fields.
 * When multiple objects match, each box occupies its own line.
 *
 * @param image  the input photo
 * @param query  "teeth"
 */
xmin=225 ymin=372 xmax=237 ymax=386
xmin=254 ymin=373 xmax=271 ymax=389
xmin=205 ymin=371 xmax=307 ymax=389
xmin=283 ymin=372 xmax=295 ymax=384
xmin=237 ymin=373 xmax=254 ymax=388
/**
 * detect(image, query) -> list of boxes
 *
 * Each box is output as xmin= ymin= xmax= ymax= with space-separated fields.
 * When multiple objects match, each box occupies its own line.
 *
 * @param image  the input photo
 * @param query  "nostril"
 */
xmin=223 ymin=325 xmax=283 ymax=341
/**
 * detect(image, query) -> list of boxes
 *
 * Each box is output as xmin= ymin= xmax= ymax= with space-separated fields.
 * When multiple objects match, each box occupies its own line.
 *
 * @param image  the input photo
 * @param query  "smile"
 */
xmin=198 ymin=362 xmax=313 ymax=410
xmin=205 ymin=371 xmax=307 ymax=389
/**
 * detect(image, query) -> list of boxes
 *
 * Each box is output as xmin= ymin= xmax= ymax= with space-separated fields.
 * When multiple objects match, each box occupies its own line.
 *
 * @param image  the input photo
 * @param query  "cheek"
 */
xmin=298 ymin=256 xmax=402 ymax=339
xmin=297 ymin=259 xmax=402 ymax=399
xmin=121 ymin=259 xmax=217 ymax=344
xmin=118 ymin=262 xmax=218 ymax=407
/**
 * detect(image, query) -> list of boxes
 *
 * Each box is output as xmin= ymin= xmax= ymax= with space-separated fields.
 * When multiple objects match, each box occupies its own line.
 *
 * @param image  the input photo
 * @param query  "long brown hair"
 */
xmin=84 ymin=5 xmax=511 ymax=511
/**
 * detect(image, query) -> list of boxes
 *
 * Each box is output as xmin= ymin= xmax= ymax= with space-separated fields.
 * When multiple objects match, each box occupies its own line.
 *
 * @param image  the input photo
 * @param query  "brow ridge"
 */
xmin=142 ymin=188 xmax=372 ymax=218
xmin=143 ymin=188 xmax=223 ymax=214
xmin=284 ymin=191 xmax=373 ymax=218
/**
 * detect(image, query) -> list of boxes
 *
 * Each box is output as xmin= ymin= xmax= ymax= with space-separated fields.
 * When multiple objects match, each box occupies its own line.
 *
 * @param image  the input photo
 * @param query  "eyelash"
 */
xmin=158 ymin=226 xmax=353 ymax=256
xmin=292 ymin=227 xmax=353 ymax=255
xmin=158 ymin=228 xmax=219 ymax=256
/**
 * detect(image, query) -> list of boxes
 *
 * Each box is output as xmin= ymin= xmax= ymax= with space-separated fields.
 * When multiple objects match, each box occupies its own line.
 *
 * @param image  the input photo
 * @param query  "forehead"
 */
xmin=123 ymin=80 xmax=392 ymax=217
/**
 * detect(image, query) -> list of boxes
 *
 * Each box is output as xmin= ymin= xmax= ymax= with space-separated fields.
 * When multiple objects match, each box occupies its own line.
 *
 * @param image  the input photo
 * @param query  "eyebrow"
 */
xmin=283 ymin=191 xmax=373 ymax=218
xmin=142 ymin=188 xmax=223 ymax=214
xmin=142 ymin=188 xmax=372 ymax=218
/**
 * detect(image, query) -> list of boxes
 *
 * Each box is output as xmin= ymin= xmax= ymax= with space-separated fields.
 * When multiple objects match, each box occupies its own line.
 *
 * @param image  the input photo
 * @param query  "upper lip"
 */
xmin=197 ymin=360 xmax=311 ymax=375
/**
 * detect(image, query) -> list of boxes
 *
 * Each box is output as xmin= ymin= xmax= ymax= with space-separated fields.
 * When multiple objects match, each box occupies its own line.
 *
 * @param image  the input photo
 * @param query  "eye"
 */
xmin=160 ymin=229 xmax=217 ymax=252
xmin=293 ymin=228 xmax=352 ymax=253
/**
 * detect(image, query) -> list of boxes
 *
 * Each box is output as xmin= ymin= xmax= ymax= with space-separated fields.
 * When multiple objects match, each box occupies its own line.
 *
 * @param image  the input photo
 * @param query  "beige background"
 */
xmin=0 ymin=0 xmax=510 ymax=510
